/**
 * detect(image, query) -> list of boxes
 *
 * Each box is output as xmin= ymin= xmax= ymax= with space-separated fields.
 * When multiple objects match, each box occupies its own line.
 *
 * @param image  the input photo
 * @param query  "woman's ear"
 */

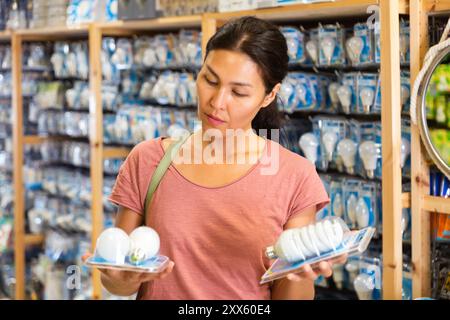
xmin=261 ymin=83 xmax=281 ymax=108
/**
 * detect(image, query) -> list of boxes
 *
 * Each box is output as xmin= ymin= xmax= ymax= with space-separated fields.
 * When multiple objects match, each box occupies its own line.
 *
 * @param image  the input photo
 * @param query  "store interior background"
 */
xmin=0 ymin=0 xmax=448 ymax=300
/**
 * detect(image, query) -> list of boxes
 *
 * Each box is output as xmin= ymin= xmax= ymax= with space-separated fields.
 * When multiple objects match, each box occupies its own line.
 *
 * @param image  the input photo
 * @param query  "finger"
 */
xmin=81 ymin=252 xmax=92 ymax=262
xmin=286 ymin=273 xmax=303 ymax=282
xmin=301 ymin=264 xmax=319 ymax=281
xmin=318 ymin=261 xmax=333 ymax=278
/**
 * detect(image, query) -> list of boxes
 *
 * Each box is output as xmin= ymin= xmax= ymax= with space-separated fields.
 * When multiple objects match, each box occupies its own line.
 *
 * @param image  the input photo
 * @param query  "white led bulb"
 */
xmin=359 ymin=87 xmax=375 ymax=114
xmin=286 ymin=37 xmax=299 ymax=61
xmin=320 ymin=36 xmax=336 ymax=66
xmin=332 ymin=193 xmax=343 ymax=218
xmin=322 ymin=131 xmax=338 ymax=162
xmin=346 ymin=194 xmax=358 ymax=228
xmin=401 ymin=85 xmax=410 ymax=107
xmin=354 ymin=273 xmax=375 ymax=300
xmin=299 ymin=133 xmax=319 ymax=165
xmin=129 ymin=226 xmax=160 ymax=265
xmin=355 ymin=197 xmax=370 ymax=228
xmin=337 ymin=85 xmax=352 ymax=114
xmin=305 ymin=40 xmax=318 ymax=65
xmin=96 ymin=228 xmax=130 ymax=264
xmin=401 ymin=137 xmax=410 ymax=169
xmin=358 ymin=140 xmax=380 ymax=179
xmin=346 ymin=36 xmax=364 ymax=65
xmin=328 ymin=82 xmax=340 ymax=110
xmin=337 ymin=139 xmax=357 ymax=174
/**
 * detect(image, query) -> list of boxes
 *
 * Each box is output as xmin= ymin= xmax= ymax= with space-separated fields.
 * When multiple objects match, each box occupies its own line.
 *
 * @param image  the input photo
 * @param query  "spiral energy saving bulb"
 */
xmin=305 ymin=40 xmax=318 ymax=65
xmin=299 ymin=133 xmax=319 ymax=165
xmin=346 ymin=36 xmax=364 ymax=65
xmin=322 ymin=131 xmax=338 ymax=162
xmin=320 ymin=36 xmax=336 ymax=65
xmin=96 ymin=228 xmax=130 ymax=264
xmin=355 ymin=197 xmax=370 ymax=228
xmin=332 ymin=193 xmax=343 ymax=218
xmin=328 ymin=82 xmax=340 ymax=109
xmin=359 ymin=87 xmax=375 ymax=114
xmin=265 ymin=219 xmax=344 ymax=263
xmin=400 ymin=137 xmax=410 ymax=169
xmin=354 ymin=273 xmax=375 ymax=300
xmin=337 ymin=139 xmax=357 ymax=174
xmin=337 ymin=85 xmax=352 ymax=114
xmin=358 ymin=140 xmax=379 ymax=179
xmin=346 ymin=194 xmax=358 ymax=228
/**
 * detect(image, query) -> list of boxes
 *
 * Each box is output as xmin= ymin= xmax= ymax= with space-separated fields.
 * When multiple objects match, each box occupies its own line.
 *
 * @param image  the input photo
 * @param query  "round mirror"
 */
xmin=417 ymin=45 xmax=450 ymax=179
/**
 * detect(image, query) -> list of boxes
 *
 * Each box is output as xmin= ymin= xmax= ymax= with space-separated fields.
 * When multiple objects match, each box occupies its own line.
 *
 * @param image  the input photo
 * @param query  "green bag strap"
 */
xmin=143 ymin=134 xmax=191 ymax=224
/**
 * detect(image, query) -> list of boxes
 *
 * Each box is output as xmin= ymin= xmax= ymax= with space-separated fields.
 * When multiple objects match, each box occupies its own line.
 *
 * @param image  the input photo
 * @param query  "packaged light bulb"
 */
xmin=86 ymin=226 xmax=169 ymax=273
xmin=299 ymin=132 xmax=319 ymax=165
xmin=281 ymin=26 xmax=306 ymax=64
xmin=355 ymin=256 xmax=382 ymax=300
xmin=330 ymin=178 xmax=344 ymax=218
xmin=350 ymin=23 xmax=376 ymax=66
xmin=261 ymin=217 xmax=375 ymax=284
xmin=318 ymin=24 xmax=346 ymax=67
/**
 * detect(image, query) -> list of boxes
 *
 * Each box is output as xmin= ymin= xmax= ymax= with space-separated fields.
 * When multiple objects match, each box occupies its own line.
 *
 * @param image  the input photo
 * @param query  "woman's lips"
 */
xmin=206 ymin=114 xmax=225 ymax=126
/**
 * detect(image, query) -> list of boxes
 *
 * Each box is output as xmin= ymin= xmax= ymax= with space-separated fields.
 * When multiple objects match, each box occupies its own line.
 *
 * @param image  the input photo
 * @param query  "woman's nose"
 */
xmin=210 ymin=88 xmax=227 ymax=110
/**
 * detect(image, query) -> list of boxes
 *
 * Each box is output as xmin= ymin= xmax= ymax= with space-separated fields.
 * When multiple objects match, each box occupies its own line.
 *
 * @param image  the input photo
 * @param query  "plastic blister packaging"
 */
xmin=261 ymin=217 xmax=375 ymax=284
xmin=86 ymin=227 xmax=170 ymax=273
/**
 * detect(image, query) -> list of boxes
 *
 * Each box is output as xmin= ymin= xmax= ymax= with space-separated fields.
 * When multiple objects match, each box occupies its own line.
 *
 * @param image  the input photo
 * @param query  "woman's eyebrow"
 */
xmin=206 ymin=64 xmax=253 ymax=88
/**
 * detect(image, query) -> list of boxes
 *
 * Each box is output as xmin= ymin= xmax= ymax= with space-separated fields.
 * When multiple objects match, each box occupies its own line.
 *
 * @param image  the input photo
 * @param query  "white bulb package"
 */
xmin=280 ymin=26 xmax=306 ymax=64
xmin=261 ymin=217 xmax=375 ymax=284
xmin=86 ymin=226 xmax=169 ymax=273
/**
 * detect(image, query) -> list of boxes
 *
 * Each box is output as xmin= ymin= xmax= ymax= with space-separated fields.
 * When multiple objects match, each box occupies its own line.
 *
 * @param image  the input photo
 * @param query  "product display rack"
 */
xmin=9 ymin=0 xmax=419 ymax=300
xmin=410 ymin=0 xmax=450 ymax=299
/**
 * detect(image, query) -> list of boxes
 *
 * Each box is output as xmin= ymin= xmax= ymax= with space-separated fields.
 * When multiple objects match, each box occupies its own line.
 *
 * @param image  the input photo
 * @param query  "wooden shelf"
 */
xmin=423 ymin=196 xmax=450 ymax=215
xmin=208 ymin=0 xmax=409 ymax=22
xmin=24 ymin=234 xmax=45 ymax=246
xmin=23 ymin=135 xmax=48 ymax=145
xmin=427 ymin=0 xmax=450 ymax=13
xmin=98 ymin=15 xmax=202 ymax=36
xmin=103 ymin=147 xmax=131 ymax=159
xmin=0 ymin=30 xmax=12 ymax=41
xmin=16 ymin=24 xmax=90 ymax=40
xmin=402 ymin=192 xmax=411 ymax=209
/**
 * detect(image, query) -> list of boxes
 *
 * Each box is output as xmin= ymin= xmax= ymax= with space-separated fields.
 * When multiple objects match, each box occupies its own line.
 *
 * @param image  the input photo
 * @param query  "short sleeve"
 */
xmin=287 ymin=161 xmax=330 ymax=221
xmin=108 ymin=145 xmax=145 ymax=215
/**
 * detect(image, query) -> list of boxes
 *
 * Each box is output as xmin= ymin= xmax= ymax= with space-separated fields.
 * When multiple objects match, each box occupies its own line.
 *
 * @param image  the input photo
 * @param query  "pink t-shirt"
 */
xmin=108 ymin=136 xmax=329 ymax=300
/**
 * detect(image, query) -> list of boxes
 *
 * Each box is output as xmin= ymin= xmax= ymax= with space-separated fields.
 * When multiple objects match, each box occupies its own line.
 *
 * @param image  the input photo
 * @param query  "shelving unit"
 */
xmin=10 ymin=0 xmax=417 ymax=300
xmin=410 ymin=0 xmax=450 ymax=299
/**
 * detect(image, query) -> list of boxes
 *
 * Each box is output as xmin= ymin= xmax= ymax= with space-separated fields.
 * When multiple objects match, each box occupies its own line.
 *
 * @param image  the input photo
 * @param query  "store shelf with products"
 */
xmin=4 ymin=0 xmax=421 ymax=300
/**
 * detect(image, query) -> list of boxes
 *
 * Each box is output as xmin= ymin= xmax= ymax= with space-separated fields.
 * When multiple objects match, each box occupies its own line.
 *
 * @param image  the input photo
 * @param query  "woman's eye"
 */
xmin=232 ymin=91 xmax=248 ymax=98
xmin=204 ymin=75 xmax=217 ymax=86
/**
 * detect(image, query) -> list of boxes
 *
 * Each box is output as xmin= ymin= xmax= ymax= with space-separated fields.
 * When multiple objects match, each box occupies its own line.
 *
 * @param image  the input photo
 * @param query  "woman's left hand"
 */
xmin=285 ymin=254 xmax=348 ymax=282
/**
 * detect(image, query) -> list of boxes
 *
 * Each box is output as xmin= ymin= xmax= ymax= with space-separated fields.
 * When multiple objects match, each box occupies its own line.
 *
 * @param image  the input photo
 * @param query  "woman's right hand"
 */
xmin=82 ymin=253 xmax=175 ymax=293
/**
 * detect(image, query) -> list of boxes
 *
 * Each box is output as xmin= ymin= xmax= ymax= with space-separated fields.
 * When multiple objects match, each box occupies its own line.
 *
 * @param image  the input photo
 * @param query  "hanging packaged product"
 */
xmin=281 ymin=26 xmax=306 ymax=65
xmin=305 ymin=28 xmax=319 ymax=67
xmin=86 ymin=226 xmax=169 ymax=273
xmin=311 ymin=116 xmax=349 ymax=171
xmin=329 ymin=177 xmax=344 ymax=219
xmin=317 ymin=174 xmax=332 ymax=220
xmin=261 ymin=217 xmax=375 ymax=284
xmin=318 ymin=23 xmax=346 ymax=67
xmin=353 ymin=256 xmax=382 ymax=300
xmin=337 ymin=73 xmax=357 ymax=114
xmin=342 ymin=178 xmax=360 ymax=229
xmin=346 ymin=23 xmax=375 ymax=67
xmin=356 ymin=73 xmax=379 ymax=114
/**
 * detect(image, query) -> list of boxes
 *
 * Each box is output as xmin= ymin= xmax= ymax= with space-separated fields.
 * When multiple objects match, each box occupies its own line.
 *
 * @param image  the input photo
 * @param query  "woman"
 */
xmin=93 ymin=16 xmax=345 ymax=300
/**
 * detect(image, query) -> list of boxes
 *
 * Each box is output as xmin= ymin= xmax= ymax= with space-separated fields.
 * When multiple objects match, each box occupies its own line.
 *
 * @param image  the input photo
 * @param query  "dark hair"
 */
xmin=204 ymin=16 xmax=289 ymax=137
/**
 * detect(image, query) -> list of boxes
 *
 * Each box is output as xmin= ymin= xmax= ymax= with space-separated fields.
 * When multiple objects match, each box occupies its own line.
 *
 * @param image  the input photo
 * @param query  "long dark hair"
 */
xmin=204 ymin=16 xmax=289 ymax=138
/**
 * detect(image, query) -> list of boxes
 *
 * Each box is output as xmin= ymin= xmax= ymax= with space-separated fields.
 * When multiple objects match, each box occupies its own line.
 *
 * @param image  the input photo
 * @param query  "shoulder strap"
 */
xmin=143 ymin=134 xmax=191 ymax=224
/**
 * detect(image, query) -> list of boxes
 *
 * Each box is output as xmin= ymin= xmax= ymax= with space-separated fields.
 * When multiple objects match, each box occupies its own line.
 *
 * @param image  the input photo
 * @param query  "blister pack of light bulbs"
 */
xmin=51 ymin=41 xmax=89 ymax=80
xmin=86 ymin=226 xmax=170 ymax=273
xmin=261 ymin=217 xmax=375 ymax=284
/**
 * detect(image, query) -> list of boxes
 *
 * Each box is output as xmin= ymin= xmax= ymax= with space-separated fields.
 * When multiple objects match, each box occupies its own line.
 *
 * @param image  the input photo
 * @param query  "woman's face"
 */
xmin=196 ymin=49 xmax=278 ymax=134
